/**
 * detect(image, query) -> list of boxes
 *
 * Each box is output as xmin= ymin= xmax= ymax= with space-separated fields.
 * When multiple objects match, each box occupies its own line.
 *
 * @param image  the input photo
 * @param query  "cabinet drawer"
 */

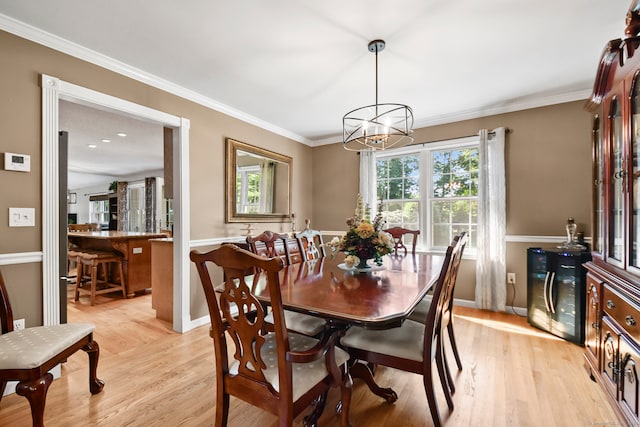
xmin=603 ymin=285 xmax=640 ymax=341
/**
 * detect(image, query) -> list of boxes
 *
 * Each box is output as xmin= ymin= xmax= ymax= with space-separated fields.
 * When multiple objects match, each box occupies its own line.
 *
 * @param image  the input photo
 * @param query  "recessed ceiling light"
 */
xmin=88 ymin=144 xmax=97 ymax=148
xmin=116 ymin=132 xmax=127 ymax=137
xmin=101 ymin=138 xmax=111 ymax=143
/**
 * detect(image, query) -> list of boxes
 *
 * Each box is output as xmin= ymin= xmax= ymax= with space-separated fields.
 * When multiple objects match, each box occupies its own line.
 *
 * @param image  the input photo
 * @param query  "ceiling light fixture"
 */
xmin=87 ymin=144 xmax=97 ymax=148
xmin=343 ymin=39 xmax=414 ymax=151
xmin=116 ymin=132 xmax=127 ymax=137
xmin=101 ymin=139 xmax=111 ymax=143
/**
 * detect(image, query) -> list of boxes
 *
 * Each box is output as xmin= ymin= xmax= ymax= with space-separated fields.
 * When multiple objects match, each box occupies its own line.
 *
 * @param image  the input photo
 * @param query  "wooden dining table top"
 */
xmin=252 ymin=252 xmax=445 ymax=330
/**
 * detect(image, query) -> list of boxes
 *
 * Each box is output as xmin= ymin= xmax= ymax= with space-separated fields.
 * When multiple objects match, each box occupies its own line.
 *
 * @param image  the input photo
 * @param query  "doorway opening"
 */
xmin=41 ymin=74 xmax=191 ymax=332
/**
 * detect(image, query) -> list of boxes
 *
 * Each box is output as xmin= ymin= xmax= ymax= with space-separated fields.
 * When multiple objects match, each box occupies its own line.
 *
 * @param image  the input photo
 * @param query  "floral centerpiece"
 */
xmin=326 ymin=194 xmax=394 ymax=269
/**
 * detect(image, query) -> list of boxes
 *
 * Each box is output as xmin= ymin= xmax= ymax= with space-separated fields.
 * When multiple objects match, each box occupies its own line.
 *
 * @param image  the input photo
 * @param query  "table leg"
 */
xmin=349 ymin=361 xmax=398 ymax=403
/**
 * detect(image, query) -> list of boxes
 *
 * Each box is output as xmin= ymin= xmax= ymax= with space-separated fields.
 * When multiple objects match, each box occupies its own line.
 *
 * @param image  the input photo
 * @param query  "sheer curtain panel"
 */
xmin=475 ymin=128 xmax=506 ymax=311
xmin=359 ymin=149 xmax=377 ymax=215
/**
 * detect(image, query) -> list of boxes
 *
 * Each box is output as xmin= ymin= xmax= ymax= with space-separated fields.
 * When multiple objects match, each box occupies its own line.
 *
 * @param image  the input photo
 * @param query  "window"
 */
xmin=236 ymin=165 xmax=261 ymax=213
xmin=375 ymin=137 xmax=479 ymax=252
xmin=89 ymin=199 xmax=109 ymax=225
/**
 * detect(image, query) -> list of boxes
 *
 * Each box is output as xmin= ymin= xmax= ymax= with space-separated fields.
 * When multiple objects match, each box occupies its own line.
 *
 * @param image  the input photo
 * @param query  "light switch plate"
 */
xmin=9 ymin=208 xmax=35 ymax=227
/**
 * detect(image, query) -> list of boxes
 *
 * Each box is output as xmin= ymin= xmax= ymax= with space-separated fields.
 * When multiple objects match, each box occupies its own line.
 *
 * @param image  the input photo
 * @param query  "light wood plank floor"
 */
xmin=0 ymin=291 xmax=621 ymax=426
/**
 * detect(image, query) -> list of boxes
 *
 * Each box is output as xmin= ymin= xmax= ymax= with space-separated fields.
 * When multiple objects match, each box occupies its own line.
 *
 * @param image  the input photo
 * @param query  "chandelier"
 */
xmin=343 ymin=39 xmax=414 ymax=151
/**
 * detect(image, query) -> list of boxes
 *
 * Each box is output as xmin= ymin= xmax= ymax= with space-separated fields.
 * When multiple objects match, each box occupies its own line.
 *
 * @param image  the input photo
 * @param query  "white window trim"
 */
xmin=375 ymin=135 xmax=479 ymax=257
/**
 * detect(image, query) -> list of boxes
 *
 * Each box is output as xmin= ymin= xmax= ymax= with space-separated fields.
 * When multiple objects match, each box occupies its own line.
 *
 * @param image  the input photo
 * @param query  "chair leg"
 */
xmin=116 ymin=260 xmax=127 ymax=299
xmin=423 ymin=361 xmax=442 ymax=427
xmin=215 ymin=389 xmax=229 ymax=427
xmin=442 ymin=349 xmax=456 ymax=395
xmin=435 ymin=339 xmax=454 ymax=411
xmin=339 ymin=371 xmax=353 ymax=427
xmin=0 ymin=380 xmax=6 ymax=403
xmin=90 ymin=263 xmax=98 ymax=306
xmin=303 ymin=391 xmax=328 ymax=427
xmin=16 ymin=373 xmax=53 ymax=427
xmin=82 ymin=340 xmax=105 ymax=394
xmin=447 ymin=321 xmax=463 ymax=371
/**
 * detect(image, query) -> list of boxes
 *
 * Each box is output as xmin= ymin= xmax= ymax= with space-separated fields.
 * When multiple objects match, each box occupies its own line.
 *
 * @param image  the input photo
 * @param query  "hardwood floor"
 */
xmin=0 ymin=292 xmax=621 ymax=426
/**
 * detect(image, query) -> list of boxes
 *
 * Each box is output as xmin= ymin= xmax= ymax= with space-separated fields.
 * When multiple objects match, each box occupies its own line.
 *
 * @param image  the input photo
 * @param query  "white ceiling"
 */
xmin=0 ymin=0 xmax=633 ymax=183
xmin=59 ymin=101 xmax=164 ymax=190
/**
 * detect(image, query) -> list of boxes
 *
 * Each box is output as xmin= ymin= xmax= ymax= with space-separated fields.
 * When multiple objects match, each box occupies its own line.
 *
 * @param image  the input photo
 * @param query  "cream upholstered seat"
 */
xmin=263 ymin=310 xmax=327 ymax=337
xmin=229 ymin=331 xmax=350 ymax=402
xmin=0 ymin=323 xmax=95 ymax=369
xmin=0 ymin=271 xmax=104 ymax=427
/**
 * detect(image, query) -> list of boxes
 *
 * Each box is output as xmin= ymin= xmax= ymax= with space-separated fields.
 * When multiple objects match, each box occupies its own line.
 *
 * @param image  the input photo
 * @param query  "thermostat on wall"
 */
xmin=4 ymin=152 xmax=30 ymax=172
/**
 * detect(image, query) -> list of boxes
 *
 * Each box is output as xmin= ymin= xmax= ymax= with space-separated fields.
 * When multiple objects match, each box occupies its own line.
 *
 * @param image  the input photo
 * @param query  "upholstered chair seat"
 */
xmin=230 ymin=331 xmax=350 ymax=401
xmin=341 ymin=320 xmax=425 ymax=362
xmin=263 ymin=311 xmax=327 ymax=337
xmin=0 ymin=323 xmax=95 ymax=369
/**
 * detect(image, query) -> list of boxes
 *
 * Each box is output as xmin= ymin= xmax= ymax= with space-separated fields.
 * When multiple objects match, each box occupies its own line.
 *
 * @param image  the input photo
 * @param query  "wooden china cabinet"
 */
xmin=585 ymin=2 xmax=640 ymax=425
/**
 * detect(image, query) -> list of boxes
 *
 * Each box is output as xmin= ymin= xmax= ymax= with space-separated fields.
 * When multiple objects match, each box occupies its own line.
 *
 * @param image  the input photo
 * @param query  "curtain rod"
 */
xmin=408 ymin=127 xmax=511 ymax=147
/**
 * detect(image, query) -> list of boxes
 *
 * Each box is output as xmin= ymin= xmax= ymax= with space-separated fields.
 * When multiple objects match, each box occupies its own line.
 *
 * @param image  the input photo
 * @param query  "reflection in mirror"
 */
xmin=225 ymin=138 xmax=292 ymax=223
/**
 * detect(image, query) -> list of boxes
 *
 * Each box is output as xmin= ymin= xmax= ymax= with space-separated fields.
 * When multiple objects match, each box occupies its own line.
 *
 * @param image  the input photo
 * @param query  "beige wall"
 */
xmin=312 ymin=101 xmax=592 ymax=306
xmin=0 ymin=27 xmax=593 ymax=323
xmin=0 ymin=30 xmax=313 ymax=325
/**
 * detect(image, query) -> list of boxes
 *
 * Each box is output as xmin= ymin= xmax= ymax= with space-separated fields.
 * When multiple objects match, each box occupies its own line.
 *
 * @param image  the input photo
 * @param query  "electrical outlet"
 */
xmin=507 ymin=273 xmax=516 ymax=285
xmin=13 ymin=318 xmax=25 ymax=330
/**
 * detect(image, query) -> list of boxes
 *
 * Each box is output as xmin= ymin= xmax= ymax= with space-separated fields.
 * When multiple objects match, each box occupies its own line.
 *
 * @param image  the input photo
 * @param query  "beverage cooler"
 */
xmin=527 ymin=248 xmax=591 ymax=345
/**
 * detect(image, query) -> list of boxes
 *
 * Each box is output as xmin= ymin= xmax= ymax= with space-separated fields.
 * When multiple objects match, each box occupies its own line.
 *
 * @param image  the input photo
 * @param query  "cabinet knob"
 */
xmin=626 ymin=315 xmax=636 ymax=327
xmin=592 ymin=322 xmax=598 ymax=330
xmin=607 ymin=300 xmax=616 ymax=309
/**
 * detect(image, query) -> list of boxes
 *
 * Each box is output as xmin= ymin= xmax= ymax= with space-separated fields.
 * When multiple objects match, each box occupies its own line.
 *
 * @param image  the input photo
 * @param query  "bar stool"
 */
xmin=75 ymin=251 xmax=126 ymax=305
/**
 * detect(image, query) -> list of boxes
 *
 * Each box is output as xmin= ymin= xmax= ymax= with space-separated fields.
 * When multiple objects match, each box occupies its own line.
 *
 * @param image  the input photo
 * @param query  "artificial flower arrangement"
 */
xmin=326 ymin=194 xmax=395 ymax=268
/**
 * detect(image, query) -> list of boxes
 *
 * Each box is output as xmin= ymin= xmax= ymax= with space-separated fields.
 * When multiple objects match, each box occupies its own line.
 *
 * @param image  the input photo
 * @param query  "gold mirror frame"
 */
xmin=225 ymin=138 xmax=292 ymax=223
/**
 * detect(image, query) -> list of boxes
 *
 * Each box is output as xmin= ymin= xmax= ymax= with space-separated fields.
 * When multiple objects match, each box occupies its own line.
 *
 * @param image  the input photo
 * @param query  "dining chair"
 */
xmin=246 ymin=231 xmax=327 ymax=337
xmin=340 ymin=233 xmax=467 ymax=427
xmin=246 ymin=230 xmax=289 ymax=266
xmin=383 ymin=226 xmax=420 ymax=256
xmin=294 ymin=228 xmax=326 ymax=262
xmin=0 ymin=271 xmax=104 ymax=427
xmin=190 ymin=244 xmax=352 ymax=427
xmin=408 ymin=232 xmax=467 ymax=390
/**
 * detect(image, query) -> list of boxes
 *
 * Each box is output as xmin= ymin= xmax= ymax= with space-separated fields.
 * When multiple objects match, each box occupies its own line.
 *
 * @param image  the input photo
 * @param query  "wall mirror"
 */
xmin=225 ymin=138 xmax=292 ymax=223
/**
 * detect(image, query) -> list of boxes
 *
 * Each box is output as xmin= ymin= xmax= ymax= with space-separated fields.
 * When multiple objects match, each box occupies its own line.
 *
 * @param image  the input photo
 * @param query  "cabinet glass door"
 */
xmin=594 ymin=115 xmax=604 ymax=255
xmin=527 ymin=249 xmax=551 ymax=331
xmin=632 ymin=80 xmax=640 ymax=268
xmin=610 ymin=98 xmax=624 ymax=263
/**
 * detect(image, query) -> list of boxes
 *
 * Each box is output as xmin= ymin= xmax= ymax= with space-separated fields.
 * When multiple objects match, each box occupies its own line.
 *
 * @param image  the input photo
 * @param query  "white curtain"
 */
xmin=475 ymin=128 xmax=506 ymax=311
xmin=359 ymin=149 xmax=377 ymax=218
xmin=259 ymin=160 xmax=274 ymax=213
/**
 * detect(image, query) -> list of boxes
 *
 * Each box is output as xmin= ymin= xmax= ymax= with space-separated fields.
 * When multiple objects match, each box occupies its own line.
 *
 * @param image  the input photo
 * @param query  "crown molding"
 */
xmin=0 ymin=13 xmax=312 ymax=146
xmin=309 ymin=89 xmax=591 ymax=147
xmin=0 ymin=13 xmax=589 ymax=150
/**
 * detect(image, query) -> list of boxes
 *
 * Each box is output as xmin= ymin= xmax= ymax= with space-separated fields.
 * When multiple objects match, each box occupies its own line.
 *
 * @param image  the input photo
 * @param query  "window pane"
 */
xmin=432 ymin=224 xmax=451 ymax=248
xmin=388 ymin=158 xmax=403 ymax=178
xmin=388 ymin=179 xmax=403 ymax=199
xmin=376 ymin=159 xmax=388 ymax=179
xmin=451 ymin=200 xmax=470 ymax=223
xmin=432 ymin=200 xmax=451 ymax=223
xmin=377 ymin=181 xmax=389 ymax=200
xmin=403 ymin=177 xmax=419 ymax=199
xmin=404 ymin=201 xmax=419 ymax=223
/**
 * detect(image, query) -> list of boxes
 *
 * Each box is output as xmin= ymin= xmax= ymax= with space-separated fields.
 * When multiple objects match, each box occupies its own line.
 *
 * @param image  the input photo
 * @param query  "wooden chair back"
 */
xmin=294 ymin=229 xmax=326 ymax=261
xmin=189 ymin=244 xmax=352 ymax=426
xmin=246 ymin=230 xmax=289 ymax=264
xmin=384 ymin=226 xmax=420 ymax=255
xmin=0 ymin=272 xmax=14 ymax=334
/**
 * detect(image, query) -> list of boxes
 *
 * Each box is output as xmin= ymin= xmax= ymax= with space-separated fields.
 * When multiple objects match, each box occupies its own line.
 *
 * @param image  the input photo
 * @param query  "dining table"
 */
xmin=250 ymin=251 xmax=446 ymax=402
